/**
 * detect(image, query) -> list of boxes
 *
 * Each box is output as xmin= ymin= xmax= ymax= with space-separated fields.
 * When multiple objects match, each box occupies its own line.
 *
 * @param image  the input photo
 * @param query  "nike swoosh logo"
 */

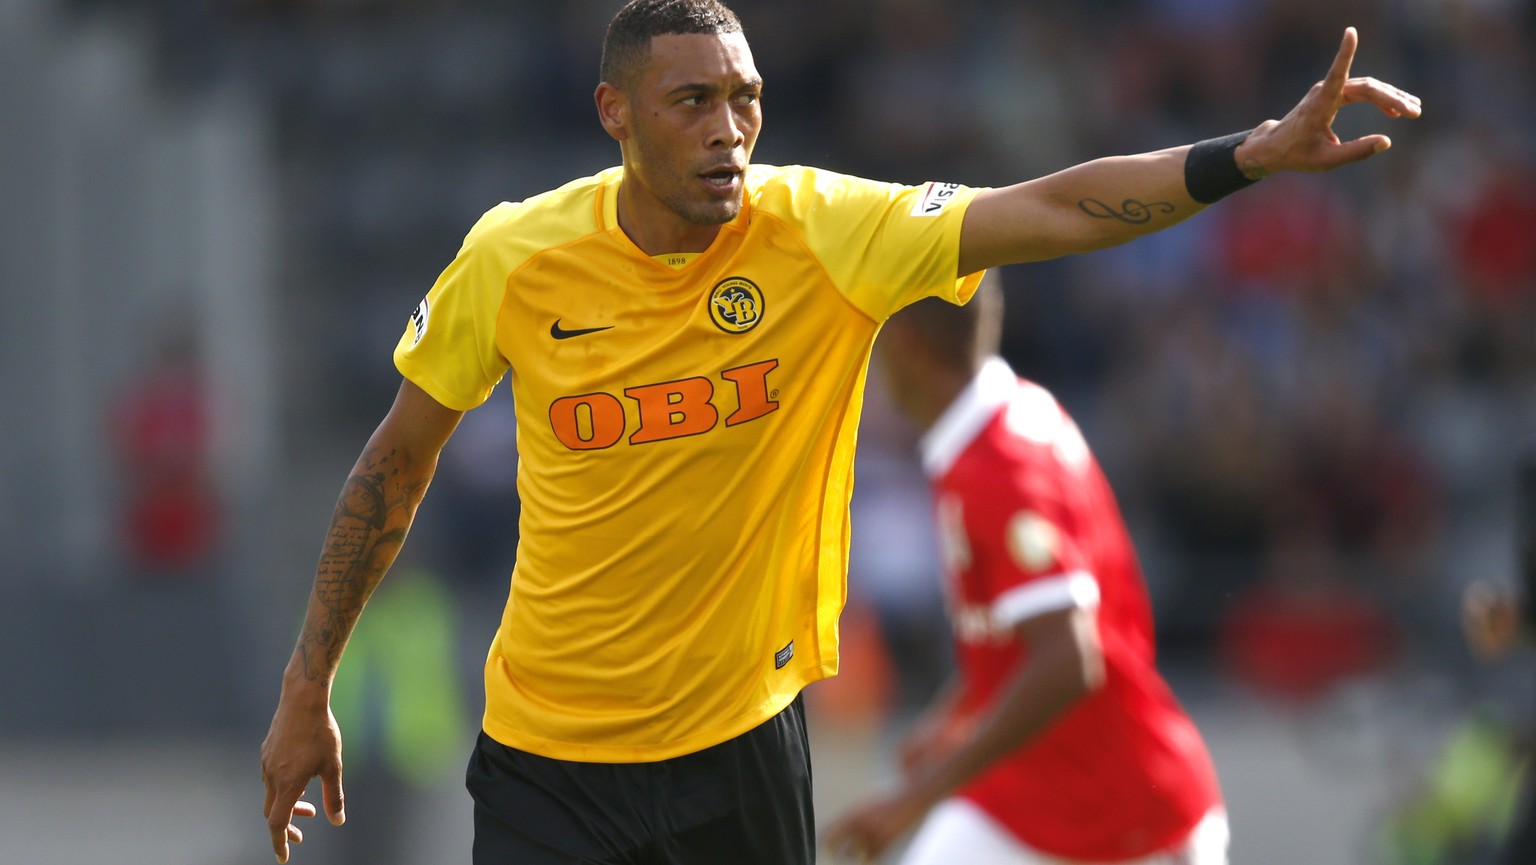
xmin=550 ymin=320 xmax=615 ymax=340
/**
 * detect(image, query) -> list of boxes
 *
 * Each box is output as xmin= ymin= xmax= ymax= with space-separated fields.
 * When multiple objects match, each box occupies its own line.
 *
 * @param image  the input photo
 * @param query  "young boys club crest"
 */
xmin=709 ymin=277 xmax=764 ymax=334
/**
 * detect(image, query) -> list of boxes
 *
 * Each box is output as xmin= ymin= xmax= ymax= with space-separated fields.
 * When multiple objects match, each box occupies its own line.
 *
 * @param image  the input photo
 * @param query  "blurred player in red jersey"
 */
xmin=827 ymin=273 xmax=1227 ymax=864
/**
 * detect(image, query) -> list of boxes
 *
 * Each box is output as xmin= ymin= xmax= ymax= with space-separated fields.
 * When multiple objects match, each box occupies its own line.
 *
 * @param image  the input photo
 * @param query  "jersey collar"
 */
xmin=919 ymin=356 xmax=1018 ymax=478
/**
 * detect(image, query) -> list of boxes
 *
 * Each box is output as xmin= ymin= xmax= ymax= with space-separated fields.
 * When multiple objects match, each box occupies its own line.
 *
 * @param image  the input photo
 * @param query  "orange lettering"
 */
xmin=721 ymin=359 xmax=779 ymax=426
xmin=549 ymin=393 xmax=626 ymax=450
xmin=625 ymin=377 xmax=719 ymax=445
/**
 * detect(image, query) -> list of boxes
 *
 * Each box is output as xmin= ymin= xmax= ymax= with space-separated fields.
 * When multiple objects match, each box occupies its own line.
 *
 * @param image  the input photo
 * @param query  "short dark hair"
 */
xmin=600 ymin=0 xmax=744 ymax=88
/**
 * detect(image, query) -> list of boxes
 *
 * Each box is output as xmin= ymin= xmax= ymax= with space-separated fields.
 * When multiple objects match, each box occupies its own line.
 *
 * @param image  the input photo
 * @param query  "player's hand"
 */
xmin=260 ymin=689 xmax=346 ymax=863
xmin=1236 ymin=27 xmax=1421 ymax=178
xmin=824 ymin=786 xmax=933 ymax=863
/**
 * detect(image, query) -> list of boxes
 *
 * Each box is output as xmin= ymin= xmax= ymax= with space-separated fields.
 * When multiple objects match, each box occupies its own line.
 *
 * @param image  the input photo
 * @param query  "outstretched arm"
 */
xmin=260 ymin=379 xmax=463 ymax=863
xmin=958 ymin=27 xmax=1421 ymax=274
xmin=824 ymin=605 xmax=1105 ymax=862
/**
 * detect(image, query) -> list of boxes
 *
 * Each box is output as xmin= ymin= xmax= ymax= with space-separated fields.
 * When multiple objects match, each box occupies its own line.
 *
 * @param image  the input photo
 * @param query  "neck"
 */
xmin=615 ymin=177 xmax=724 ymax=255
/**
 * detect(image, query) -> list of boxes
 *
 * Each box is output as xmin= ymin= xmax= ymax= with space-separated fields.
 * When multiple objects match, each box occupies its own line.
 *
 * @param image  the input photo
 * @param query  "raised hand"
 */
xmin=1237 ymin=27 xmax=1422 ymax=178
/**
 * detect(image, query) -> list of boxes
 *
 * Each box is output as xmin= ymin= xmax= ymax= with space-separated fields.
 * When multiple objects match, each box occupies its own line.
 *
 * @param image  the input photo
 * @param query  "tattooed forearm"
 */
xmin=1077 ymin=197 xmax=1178 ymax=225
xmin=297 ymin=446 xmax=430 ymax=681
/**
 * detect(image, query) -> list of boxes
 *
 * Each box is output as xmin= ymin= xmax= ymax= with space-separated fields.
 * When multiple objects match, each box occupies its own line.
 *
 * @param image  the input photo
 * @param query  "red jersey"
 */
xmin=920 ymin=358 xmax=1222 ymax=862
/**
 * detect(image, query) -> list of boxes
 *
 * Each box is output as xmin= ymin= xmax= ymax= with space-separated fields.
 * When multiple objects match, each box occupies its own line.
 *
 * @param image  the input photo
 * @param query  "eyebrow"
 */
xmin=665 ymin=78 xmax=764 ymax=98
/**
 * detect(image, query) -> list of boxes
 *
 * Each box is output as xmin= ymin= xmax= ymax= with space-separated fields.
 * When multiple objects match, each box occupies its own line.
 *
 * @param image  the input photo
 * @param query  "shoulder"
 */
xmin=462 ymin=168 xmax=617 ymax=258
xmin=747 ymin=164 xmax=907 ymax=218
xmin=998 ymin=380 xmax=1091 ymax=471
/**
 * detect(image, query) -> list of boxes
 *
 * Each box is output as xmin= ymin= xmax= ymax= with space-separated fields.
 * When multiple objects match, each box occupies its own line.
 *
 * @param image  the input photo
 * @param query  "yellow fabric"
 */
xmin=653 ymin=251 xmax=701 ymax=269
xmin=394 ymin=164 xmax=984 ymax=762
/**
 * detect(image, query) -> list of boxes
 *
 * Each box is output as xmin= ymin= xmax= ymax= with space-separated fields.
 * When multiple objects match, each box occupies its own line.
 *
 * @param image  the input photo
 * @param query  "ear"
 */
xmin=595 ymin=82 xmax=629 ymax=142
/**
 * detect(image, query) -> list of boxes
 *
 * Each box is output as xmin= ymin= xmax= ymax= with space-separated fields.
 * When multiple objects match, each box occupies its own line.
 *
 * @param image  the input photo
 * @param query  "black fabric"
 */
xmin=1184 ymin=131 xmax=1257 ymax=204
xmin=466 ymin=695 xmax=815 ymax=865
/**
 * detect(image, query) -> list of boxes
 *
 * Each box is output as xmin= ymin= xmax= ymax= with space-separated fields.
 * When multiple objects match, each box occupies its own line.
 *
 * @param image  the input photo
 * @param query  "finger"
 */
xmin=269 ymin=814 xmax=291 ymax=862
xmin=267 ymin=790 xmax=303 ymax=862
xmin=1342 ymin=78 xmax=1423 ymax=118
xmin=263 ymin=778 xmax=275 ymax=821
xmin=287 ymin=824 xmax=304 ymax=845
xmin=292 ymin=801 xmax=318 ymax=819
xmin=1323 ymin=27 xmax=1360 ymax=101
xmin=1332 ymin=134 xmax=1392 ymax=166
xmin=321 ymin=759 xmax=347 ymax=826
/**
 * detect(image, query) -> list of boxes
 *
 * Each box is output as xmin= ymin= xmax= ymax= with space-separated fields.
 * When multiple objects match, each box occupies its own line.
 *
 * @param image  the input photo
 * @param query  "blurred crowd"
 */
xmin=83 ymin=0 xmax=1535 ymax=716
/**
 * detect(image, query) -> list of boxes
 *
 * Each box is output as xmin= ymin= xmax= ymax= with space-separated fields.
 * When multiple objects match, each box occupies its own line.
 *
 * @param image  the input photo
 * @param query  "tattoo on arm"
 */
xmin=1077 ymin=197 xmax=1177 ymax=225
xmin=298 ymin=446 xmax=426 ymax=681
xmin=1239 ymin=157 xmax=1270 ymax=182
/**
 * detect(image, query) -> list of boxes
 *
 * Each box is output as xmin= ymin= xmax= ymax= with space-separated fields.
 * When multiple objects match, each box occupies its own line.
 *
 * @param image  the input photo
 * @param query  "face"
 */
xmin=599 ymin=32 xmax=763 ymax=228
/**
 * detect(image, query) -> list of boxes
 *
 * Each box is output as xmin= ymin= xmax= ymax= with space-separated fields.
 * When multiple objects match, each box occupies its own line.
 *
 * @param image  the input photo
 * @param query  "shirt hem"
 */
xmin=479 ymin=662 xmax=833 ymax=763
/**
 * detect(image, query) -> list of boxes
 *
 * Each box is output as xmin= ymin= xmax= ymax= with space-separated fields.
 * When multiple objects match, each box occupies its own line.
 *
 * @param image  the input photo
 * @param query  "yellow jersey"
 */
xmin=395 ymin=164 xmax=983 ymax=761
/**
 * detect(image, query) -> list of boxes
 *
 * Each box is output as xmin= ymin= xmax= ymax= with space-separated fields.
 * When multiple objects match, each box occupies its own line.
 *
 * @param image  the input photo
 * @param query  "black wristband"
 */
xmin=1184 ymin=131 xmax=1257 ymax=204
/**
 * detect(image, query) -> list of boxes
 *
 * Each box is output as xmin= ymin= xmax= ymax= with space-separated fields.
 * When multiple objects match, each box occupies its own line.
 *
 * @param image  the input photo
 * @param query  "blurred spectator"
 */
xmin=1218 ymin=520 xmax=1398 ymax=703
xmin=108 ymin=321 xmax=221 ymax=577
xmin=328 ymin=565 xmax=468 ymax=865
xmin=1373 ymin=710 xmax=1524 ymax=865
xmin=1457 ymin=453 xmax=1536 ymax=865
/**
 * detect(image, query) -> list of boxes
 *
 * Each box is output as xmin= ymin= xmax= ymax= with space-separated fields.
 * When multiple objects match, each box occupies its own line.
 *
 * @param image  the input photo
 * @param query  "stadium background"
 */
xmin=1 ymin=0 xmax=1533 ymax=862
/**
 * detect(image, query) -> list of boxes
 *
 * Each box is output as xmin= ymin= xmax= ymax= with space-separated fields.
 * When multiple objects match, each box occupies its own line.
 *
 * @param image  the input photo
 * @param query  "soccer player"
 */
xmin=826 ymin=274 xmax=1225 ymax=864
xmin=259 ymin=1 xmax=1420 ymax=863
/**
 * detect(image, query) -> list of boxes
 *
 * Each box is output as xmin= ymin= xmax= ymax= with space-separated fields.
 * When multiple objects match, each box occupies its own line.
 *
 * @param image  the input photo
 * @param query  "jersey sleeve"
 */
xmin=393 ymin=204 xmax=516 ymax=411
xmin=756 ymin=166 xmax=987 ymax=321
xmin=963 ymin=463 xmax=1100 ymax=631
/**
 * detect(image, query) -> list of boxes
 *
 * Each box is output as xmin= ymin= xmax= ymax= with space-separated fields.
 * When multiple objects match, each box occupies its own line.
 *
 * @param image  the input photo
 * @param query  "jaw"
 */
xmin=615 ymin=164 xmax=743 ymax=254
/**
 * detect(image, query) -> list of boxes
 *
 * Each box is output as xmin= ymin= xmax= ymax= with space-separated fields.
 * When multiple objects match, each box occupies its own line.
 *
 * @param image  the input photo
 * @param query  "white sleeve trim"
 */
xmin=990 ymin=571 xmax=1100 ymax=630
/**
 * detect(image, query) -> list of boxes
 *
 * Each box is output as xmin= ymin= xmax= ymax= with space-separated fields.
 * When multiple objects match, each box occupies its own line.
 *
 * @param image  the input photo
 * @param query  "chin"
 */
xmin=682 ymin=198 xmax=740 ymax=226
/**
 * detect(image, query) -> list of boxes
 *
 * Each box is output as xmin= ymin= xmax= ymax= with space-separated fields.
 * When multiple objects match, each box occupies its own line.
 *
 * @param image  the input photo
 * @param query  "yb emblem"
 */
xmin=709 ymin=277 xmax=764 ymax=334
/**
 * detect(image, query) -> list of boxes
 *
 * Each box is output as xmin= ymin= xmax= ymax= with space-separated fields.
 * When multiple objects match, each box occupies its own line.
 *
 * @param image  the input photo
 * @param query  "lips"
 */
xmin=698 ymin=164 xmax=744 ymax=193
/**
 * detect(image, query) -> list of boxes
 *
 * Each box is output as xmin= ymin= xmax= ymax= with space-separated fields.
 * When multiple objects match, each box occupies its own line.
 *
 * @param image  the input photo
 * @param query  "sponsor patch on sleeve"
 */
xmin=1007 ymin=511 xmax=1060 ymax=573
xmin=910 ymin=181 xmax=963 ymax=217
xmin=409 ymin=298 xmax=430 ymax=347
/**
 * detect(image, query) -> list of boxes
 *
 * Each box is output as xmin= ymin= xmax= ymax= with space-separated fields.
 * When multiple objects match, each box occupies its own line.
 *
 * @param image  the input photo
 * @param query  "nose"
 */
xmin=706 ymin=102 xmax=745 ymax=150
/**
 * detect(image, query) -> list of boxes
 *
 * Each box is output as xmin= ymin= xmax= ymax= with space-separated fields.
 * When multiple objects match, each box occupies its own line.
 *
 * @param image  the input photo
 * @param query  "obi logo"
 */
xmin=709 ymin=277 xmax=764 ymax=334
xmin=548 ymin=359 xmax=780 ymax=450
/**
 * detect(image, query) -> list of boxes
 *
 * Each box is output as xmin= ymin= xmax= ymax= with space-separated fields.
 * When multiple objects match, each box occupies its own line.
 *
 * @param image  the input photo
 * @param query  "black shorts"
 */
xmin=466 ymin=695 xmax=815 ymax=865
